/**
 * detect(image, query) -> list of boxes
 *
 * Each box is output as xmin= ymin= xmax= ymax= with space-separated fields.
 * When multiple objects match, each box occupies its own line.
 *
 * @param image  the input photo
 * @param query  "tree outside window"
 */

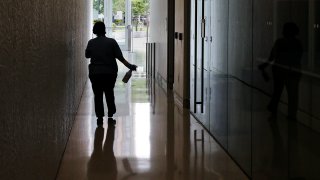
xmin=132 ymin=0 xmax=149 ymax=31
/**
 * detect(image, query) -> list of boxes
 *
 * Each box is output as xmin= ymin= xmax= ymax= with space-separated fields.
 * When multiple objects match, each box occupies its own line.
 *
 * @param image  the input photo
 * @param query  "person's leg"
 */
xmin=103 ymin=74 xmax=117 ymax=117
xmin=286 ymin=77 xmax=300 ymax=120
xmin=90 ymin=74 xmax=105 ymax=118
xmin=268 ymin=70 xmax=284 ymax=113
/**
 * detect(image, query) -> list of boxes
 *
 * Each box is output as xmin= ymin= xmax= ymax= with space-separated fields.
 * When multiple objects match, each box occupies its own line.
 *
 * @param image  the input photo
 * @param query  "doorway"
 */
xmin=104 ymin=0 xmax=132 ymax=51
xmin=92 ymin=0 xmax=151 ymax=78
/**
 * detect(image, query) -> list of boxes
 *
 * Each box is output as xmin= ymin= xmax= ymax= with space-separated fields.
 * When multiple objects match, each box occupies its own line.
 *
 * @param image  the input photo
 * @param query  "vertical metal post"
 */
xmin=153 ymin=43 xmax=156 ymax=79
xmin=150 ymin=43 xmax=152 ymax=77
xmin=194 ymin=0 xmax=198 ymax=113
xmin=149 ymin=43 xmax=151 ymax=77
xmin=194 ymin=130 xmax=198 ymax=180
xmin=146 ymin=43 xmax=148 ymax=77
xmin=128 ymin=25 xmax=132 ymax=52
xmin=200 ymin=0 xmax=205 ymax=113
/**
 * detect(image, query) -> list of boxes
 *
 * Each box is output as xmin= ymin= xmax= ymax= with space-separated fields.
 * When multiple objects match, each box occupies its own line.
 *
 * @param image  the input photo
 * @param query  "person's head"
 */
xmin=282 ymin=22 xmax=299 ymax=38
xmin=93 ymin=21 xmax=106 ymax=36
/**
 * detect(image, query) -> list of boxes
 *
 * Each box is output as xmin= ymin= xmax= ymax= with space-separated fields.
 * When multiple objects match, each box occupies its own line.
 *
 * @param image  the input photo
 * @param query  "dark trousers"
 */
xmin=89 ymin=73 xmax=117 ymax=118
xmin=269 ymin=68 xmax=300 ymax=119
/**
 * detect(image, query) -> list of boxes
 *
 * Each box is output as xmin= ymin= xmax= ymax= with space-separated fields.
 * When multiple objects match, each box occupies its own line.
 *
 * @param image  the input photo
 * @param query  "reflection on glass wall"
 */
xmin=190 ymin=0 xmax=320 ymax=178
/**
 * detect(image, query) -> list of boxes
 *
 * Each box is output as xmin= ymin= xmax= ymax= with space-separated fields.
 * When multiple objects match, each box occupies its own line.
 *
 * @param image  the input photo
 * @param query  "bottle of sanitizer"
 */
xmin=122 ymin=70 xmax=132 ymax=83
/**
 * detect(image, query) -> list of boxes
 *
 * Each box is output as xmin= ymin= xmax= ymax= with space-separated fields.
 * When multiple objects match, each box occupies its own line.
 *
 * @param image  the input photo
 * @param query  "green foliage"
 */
xmin=114 ymin=19 xmax=123 ymax=25
xmin=113 ymin=0 xmax=125 ymax=13
xmin=93 ymin=20 xmax=103 ymax=24
xmin=132 ymin=0 xmax=149 ymax=16
xmin=93 ymin=0 xmax=149 ymax=20
xmin=93 ymin=0 xmax=104 ymax=14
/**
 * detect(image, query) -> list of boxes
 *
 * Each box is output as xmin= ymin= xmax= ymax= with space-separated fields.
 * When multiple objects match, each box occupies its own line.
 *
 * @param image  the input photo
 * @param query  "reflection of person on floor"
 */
xmin=259 ymin=22 xmax=303 ymax=121
xmin=85 ymin=22 xmax=137 ymax=125
xmin=268 ymin=117 xmax=286 ymax=176
xmin=87 ymin=125 xmax=117 ymax=180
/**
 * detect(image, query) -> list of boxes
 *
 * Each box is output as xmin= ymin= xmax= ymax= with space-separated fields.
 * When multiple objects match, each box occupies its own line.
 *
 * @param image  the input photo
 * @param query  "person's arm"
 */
xmin=259 ymin=40 xmax=278 ymax=70
xmin=119 ymin=57 xmax=137 ymax=71
xmin=85 ymin=41 xmax=91 ymax=58
xmin=114 ymin=40 xmax=137 ymax=70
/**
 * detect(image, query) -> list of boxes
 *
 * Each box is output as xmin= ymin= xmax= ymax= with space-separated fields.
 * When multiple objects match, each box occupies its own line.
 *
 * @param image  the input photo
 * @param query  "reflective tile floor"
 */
xmin=56 ymin=75 xmax=248 ymax=180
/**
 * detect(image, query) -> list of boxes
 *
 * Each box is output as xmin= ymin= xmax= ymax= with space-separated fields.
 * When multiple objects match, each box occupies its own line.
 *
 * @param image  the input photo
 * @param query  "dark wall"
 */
xmin=190 ymin=0 xmax=320 ymax=178
xmin=0 ymin=0 xmax=91 ymax=179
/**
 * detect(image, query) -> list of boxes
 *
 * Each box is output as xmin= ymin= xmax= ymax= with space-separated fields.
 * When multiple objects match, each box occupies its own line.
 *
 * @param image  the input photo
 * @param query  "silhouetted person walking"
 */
xmin=86 ymin=22 xmax=137 ymax=125
xmin=259 ymin=22 xmax=303 ymax=121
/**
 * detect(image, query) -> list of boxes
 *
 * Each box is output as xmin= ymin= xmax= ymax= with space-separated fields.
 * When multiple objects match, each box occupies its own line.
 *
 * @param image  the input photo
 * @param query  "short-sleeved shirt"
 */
xmin=271 ymin=37 xmax=303 ymax=68
xmin=85 ymin=36 xmax=124 ymax=75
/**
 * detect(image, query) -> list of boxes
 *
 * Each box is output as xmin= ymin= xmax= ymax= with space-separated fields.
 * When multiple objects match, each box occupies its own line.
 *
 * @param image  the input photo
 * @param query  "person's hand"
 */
xmin=130 ymin=64 xmax=137 ymax=71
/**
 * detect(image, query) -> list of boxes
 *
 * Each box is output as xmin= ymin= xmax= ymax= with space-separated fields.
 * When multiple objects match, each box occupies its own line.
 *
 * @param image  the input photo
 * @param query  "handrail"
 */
xmin=256 ymin=57 xmax=320 ymax=80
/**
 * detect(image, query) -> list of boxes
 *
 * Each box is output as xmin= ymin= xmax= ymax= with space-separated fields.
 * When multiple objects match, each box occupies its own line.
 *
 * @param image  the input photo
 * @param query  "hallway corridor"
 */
xmin=56 ymin=53 xmax=248 ymax=180
xmin=3 ymin=0 xmax=320 ymax=179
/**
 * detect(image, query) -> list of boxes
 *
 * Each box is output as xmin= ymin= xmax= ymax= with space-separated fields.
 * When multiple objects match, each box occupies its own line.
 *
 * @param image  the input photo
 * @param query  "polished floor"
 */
xmin=56 ymin=72 xmax=248 ymax=179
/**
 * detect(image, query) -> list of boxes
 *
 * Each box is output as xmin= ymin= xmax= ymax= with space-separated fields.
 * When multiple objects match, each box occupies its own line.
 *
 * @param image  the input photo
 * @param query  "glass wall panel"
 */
xmin=208 ymin=0 xmax=229 ymax=149
xmin=227 ymin=0 xmax=253 ymax=83
xmin=202 ymin=0 xmax=212 ymax=128
xmin=252 ymin=0 xmax=274 ymax=94
xmin=190 ymin=0 xmax=211 ymax=127
xmin=251 ymin=0 xmax=320 ymax=178
xmin=227 ymin=79 xmax=252 ymax=176
xmin=104 ymin=0 xmax=133 ymax=50
xmin=190 ymin=0 xmax=196 ymax=115
xmin=227 ymin=0 xmax=253 ymax=176
xmin=252 ymin=0 xmax=289 ymax=178
xmin=189 ymin=0 xmax=320 ymax=178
